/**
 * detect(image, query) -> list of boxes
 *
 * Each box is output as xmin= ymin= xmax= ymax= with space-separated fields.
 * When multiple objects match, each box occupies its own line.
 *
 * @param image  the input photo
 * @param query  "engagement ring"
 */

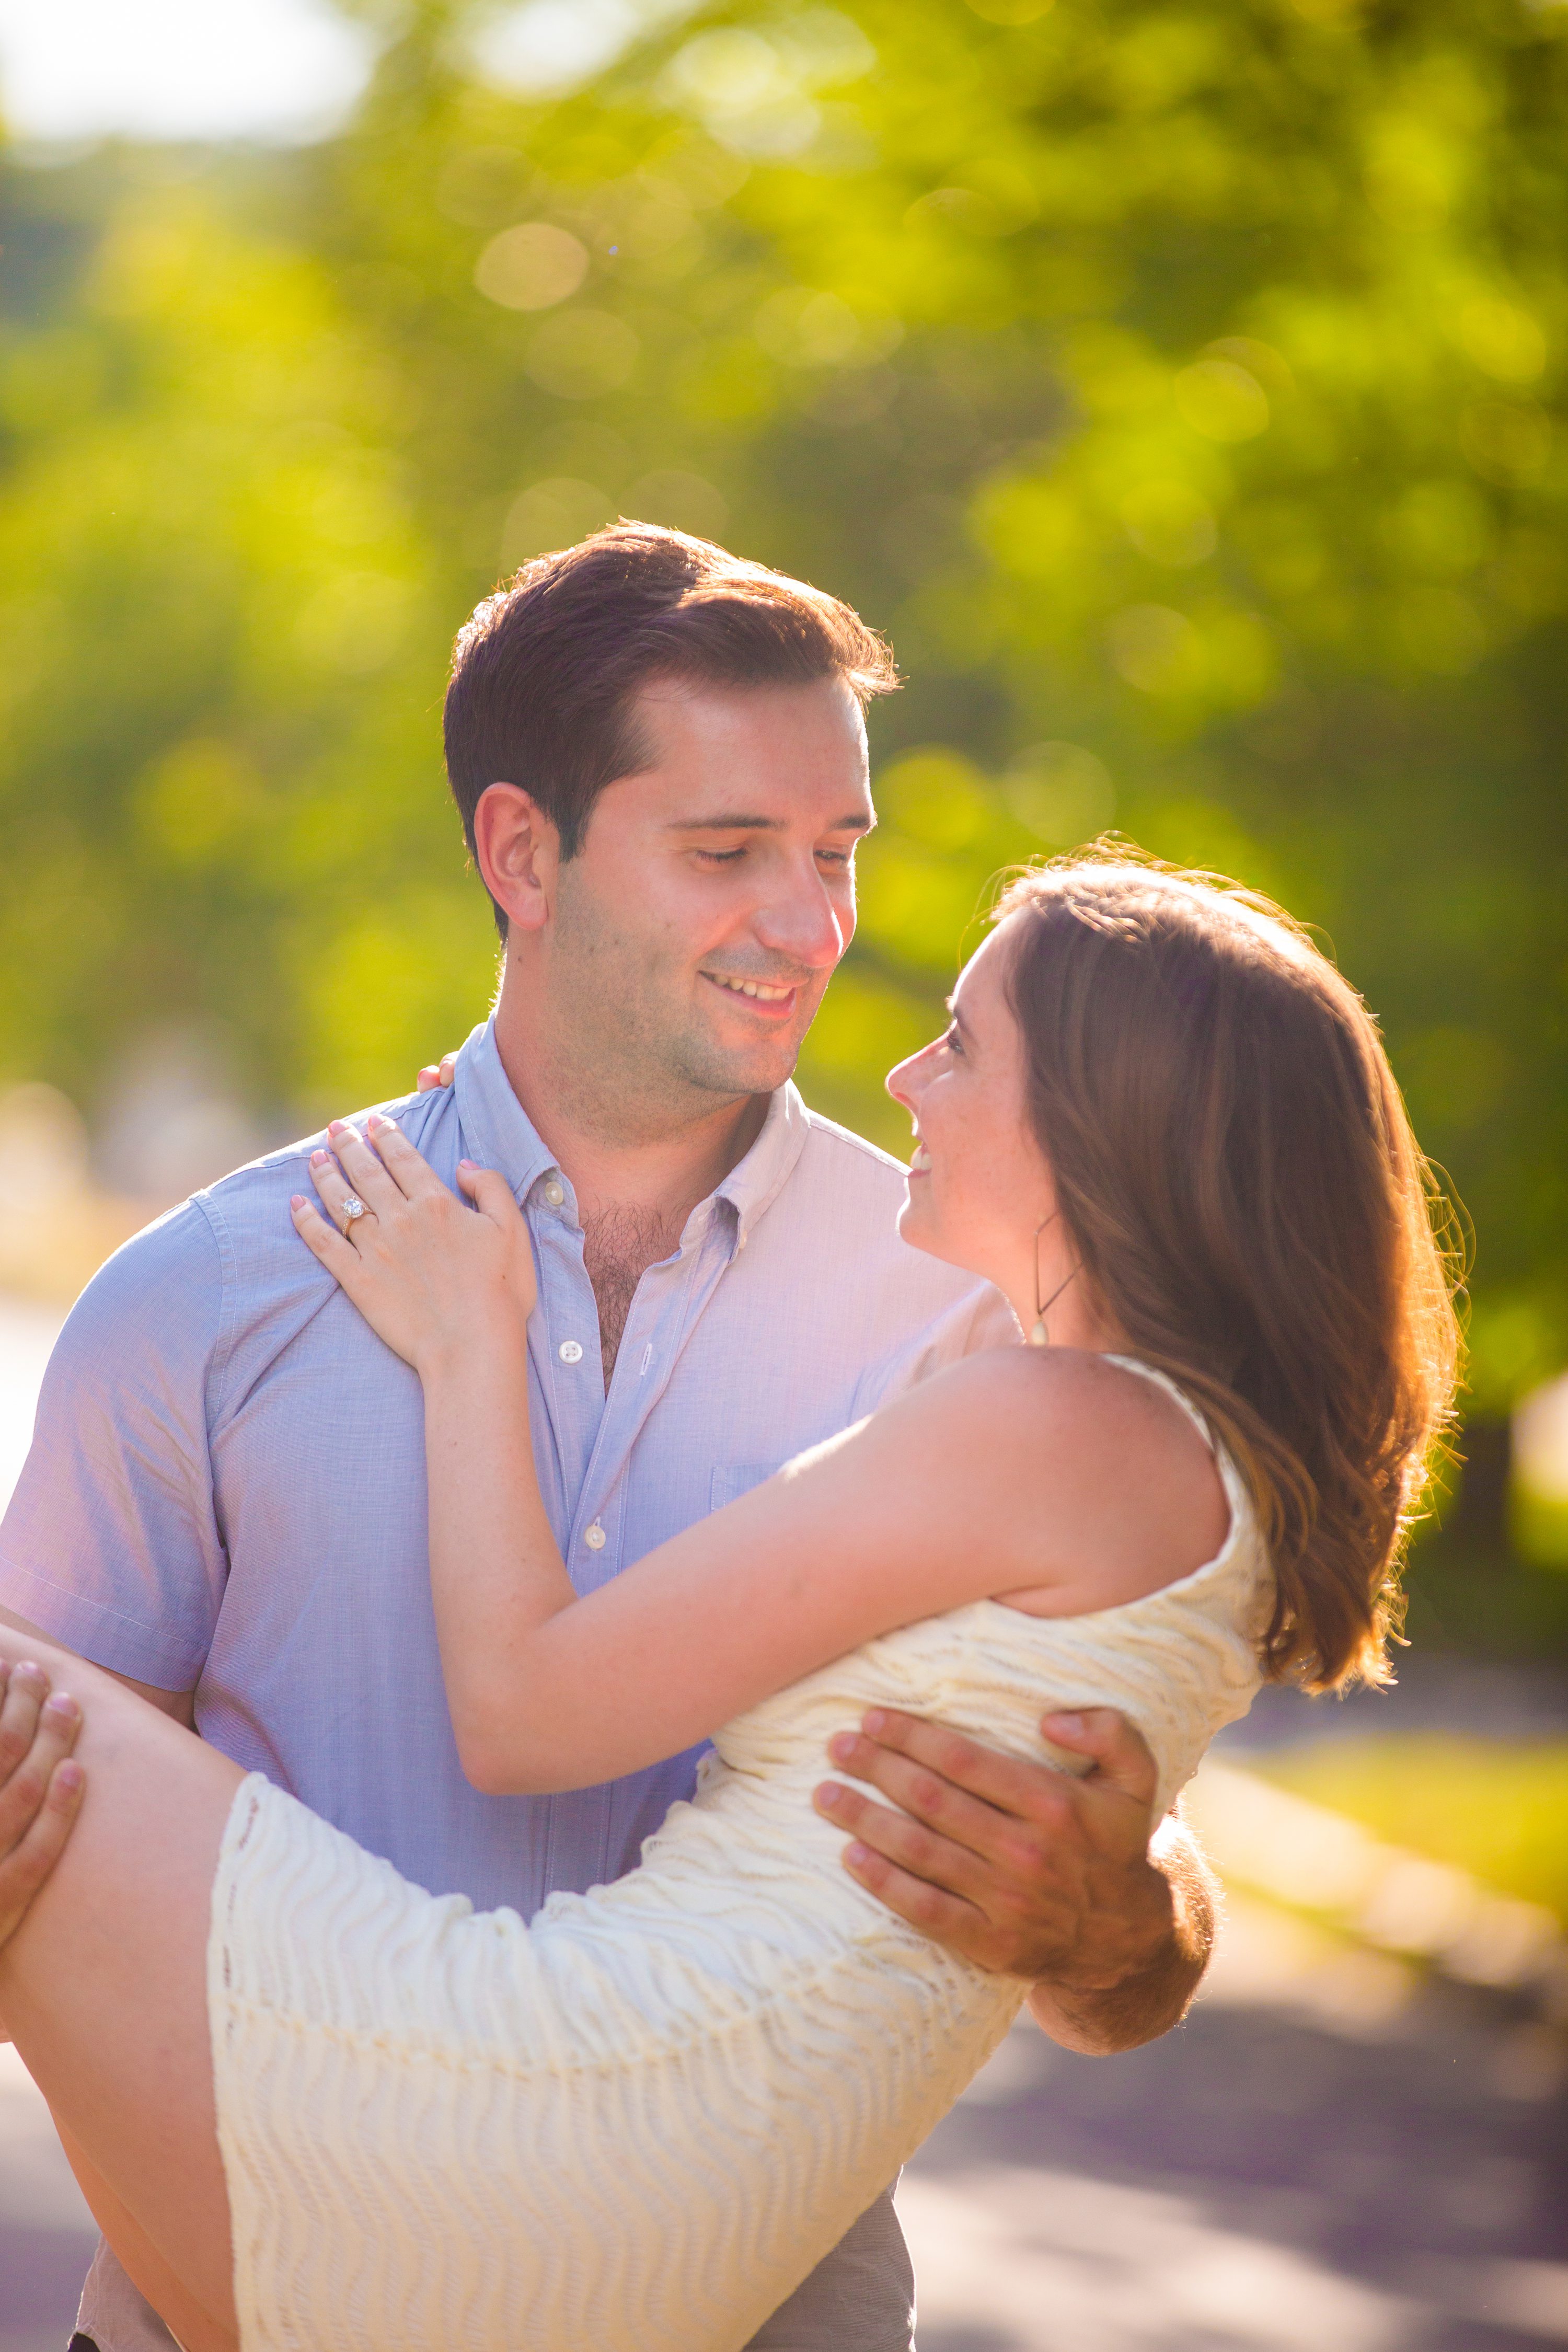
xmin=341 ymin=1195 xmax=366 ymax=1224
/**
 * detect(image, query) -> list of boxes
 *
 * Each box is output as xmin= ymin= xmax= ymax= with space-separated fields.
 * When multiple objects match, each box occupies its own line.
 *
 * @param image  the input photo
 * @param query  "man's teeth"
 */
xmin=710 ymin=974 xmax=794 ymax=1002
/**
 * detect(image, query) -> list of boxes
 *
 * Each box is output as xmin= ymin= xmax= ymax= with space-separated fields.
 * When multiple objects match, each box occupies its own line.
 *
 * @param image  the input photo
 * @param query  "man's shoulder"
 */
xmin=792 ymin=1101 xmax=914 ymax=1201
xmin=71 ymin=1083 xmax=451 ymax=1338
xmin=771 ymin=1099 xmax=1000 ymax=1322
xmin=198 ymin=1081 xmax=447 ymax=1225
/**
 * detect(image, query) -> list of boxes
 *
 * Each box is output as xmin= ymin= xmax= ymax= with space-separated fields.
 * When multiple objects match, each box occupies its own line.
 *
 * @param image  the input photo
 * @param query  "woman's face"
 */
xmin=886 ymin=919 xmax=1057 ymax=1322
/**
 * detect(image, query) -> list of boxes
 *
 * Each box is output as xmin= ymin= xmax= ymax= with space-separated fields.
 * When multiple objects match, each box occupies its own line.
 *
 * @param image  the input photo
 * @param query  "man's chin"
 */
xmin=682 ymin=1030 xmax=807 ymax=1104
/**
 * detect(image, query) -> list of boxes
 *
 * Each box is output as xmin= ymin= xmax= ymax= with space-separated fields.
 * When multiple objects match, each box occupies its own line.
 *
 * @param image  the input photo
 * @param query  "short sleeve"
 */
xmin=0 ymin=1202 xmax=229 ymax=1689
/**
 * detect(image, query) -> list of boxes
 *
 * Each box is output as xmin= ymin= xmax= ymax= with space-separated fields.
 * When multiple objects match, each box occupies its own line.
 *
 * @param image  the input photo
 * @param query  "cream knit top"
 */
xmin=208 ymin=1361 xmax=1271 ymax=2351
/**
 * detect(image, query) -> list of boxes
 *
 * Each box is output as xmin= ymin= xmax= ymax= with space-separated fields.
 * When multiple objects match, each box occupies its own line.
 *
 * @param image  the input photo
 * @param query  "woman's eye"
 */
xmin=944 ymin=1025 xmax=964 ymax=1057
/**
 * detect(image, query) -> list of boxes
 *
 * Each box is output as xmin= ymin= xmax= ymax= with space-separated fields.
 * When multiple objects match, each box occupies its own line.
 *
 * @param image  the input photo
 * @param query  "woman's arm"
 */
xmin=294 ymin=1119 xmax=1226 ymax=1797
xmin=293 ymin=1119 xmax=579 ymax=1790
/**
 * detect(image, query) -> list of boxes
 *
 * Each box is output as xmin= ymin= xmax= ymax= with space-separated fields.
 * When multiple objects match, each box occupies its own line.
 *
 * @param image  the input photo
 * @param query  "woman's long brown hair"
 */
xmin=997 ymin=848 xmax=1461 ymax=1691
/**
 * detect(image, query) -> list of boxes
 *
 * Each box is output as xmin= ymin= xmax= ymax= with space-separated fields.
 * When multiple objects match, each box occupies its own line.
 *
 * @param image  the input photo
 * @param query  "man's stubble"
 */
xmin=540 ymin=864 xmax=816 ymax=1151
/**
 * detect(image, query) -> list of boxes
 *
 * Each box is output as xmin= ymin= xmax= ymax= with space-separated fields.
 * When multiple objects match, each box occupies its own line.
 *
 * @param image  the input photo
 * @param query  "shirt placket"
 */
xmin=568 ymin=1203 xmax=737 ymax=1590
xmin=524 ymin=1184 xmax=606 ymax=1575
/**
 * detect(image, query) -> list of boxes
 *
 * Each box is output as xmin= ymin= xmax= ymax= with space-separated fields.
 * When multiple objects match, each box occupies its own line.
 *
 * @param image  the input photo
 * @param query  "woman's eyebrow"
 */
xmin=946 ymin=999 xmax=973 ymax=1041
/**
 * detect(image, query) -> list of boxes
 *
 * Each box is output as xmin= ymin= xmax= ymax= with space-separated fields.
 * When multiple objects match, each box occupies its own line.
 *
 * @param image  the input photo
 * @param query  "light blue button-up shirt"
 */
xmin=1 ymin=1017 xmax=1014 ymax=1916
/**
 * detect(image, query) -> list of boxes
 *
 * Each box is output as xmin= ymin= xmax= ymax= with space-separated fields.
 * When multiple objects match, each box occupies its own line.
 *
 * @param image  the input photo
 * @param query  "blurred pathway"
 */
xmin=901 ymin=1906 xmax=1568 ymax=2352
xmin=0 ymin=2047 xmax=96 ymax=2352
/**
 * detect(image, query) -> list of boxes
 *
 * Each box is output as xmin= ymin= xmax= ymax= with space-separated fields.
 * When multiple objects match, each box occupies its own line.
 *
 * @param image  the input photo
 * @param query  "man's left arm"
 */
xmin=812 ymin=1705 xmax=1217 ymax=2054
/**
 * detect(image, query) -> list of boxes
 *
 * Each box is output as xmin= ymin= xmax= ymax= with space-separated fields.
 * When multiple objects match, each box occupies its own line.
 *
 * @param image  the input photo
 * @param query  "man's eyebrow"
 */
xmin=664 ymin=811 xmax=874 ymax=835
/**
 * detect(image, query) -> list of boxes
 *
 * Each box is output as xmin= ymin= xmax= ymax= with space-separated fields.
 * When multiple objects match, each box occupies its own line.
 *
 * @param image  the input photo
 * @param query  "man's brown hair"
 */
xmin=444 ymin=523 xmax=900 ymax=933
xmin=996 ymin=849 xmax=1462 ymax=1693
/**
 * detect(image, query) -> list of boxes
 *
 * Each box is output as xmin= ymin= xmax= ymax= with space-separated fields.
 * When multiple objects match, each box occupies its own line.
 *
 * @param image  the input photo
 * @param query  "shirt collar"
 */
xmin=451 ymin=1019 xmax=557 ymax=1205
xmin=712 ymin=1080 xmax=811 ymax=1254
xmin=452 ymin=1016 xmax=810 ymax=1249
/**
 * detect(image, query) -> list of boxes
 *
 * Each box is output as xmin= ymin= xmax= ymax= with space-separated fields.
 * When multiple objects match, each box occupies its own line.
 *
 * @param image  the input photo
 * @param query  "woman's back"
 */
xmin=211 ymin=1363 xmax=1270 ymax=2352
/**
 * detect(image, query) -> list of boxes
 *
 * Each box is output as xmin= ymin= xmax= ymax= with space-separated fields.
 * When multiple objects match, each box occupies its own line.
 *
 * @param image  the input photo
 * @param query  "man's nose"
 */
xmin=752 ymin=861 xmax=848 ymax=972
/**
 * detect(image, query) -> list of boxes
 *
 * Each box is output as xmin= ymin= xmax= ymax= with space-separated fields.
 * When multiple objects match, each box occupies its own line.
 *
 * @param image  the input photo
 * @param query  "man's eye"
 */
xmin=817 ymin=848 xmax=854 ymax=869
xmin=696 ymin=846 xmax=748 ymax=865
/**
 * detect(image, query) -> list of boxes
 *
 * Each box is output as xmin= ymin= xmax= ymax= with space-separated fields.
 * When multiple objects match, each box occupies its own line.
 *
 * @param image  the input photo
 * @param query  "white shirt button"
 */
xmin=584 ymin=1521 xmax=606 ymax=1551
xmin=558 ymin=1340 xmax=584 ymax=1364
xmin=543 ymin=1179 xmax=566 ymax=1208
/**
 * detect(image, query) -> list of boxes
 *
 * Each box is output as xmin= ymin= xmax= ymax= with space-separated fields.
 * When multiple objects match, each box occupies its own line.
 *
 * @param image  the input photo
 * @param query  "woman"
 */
xmin=0 ymin=853 xmax=1456 ymax=2352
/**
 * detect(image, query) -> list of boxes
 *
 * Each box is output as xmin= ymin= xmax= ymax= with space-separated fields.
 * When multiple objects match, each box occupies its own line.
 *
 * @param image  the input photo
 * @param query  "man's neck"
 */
xmin=492 ymin=998 xmax=771 ymax=1378
xmin=493 ymin=1018 xmax=768 ymax=1228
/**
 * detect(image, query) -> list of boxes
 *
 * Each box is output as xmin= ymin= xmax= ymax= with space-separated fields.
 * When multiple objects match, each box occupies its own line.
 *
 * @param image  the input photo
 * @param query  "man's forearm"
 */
xmin=1025 ymin=1815 xmax=1217 ymax=2055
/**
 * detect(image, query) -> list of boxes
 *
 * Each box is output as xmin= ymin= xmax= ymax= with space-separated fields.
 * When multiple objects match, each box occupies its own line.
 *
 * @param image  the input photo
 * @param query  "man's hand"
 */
xmin=0 ymin=1656 xmax=85 ymax=1956
xmin=812 ymin=1705 xmax=1216 ymax=2055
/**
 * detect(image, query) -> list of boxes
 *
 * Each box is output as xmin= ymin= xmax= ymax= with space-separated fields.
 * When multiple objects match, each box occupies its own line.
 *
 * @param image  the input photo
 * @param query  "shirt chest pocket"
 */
xmin=709 ymin=1462 xmax=781 ymax=1512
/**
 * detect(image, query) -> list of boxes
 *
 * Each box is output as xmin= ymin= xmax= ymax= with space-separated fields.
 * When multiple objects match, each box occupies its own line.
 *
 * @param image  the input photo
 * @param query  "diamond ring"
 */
xmin=341 ymin=1195 xmax=367 ymax=1225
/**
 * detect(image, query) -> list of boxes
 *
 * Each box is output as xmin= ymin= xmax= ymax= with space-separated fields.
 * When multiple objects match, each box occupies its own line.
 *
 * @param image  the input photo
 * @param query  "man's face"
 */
xmin=544 ymin=675 xmax=874 ymax=1125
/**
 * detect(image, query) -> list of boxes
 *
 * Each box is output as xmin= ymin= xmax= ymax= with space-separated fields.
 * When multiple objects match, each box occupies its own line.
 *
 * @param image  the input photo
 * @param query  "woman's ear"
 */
xmin=473 ymin=784 xmax=560 ymax=936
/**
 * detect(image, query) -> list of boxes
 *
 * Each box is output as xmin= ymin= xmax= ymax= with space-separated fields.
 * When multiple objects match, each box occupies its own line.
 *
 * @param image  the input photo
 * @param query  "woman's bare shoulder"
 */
xmin=874 ymin=1345 xmax=1232 ymax=1614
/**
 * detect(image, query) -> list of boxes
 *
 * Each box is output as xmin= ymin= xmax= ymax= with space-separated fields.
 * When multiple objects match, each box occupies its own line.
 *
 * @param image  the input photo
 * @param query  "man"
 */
xmin=0 ymin=525 xmax=1216 ymax=2350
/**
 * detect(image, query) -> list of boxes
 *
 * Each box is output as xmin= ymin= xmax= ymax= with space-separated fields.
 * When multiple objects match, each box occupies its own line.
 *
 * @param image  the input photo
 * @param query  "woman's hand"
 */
xmin=0 ymin=1657 xmax=85 ymax=1960
xmin=416 ymin=1052 xmax=459 ymax=1093
xmin=291 ymin=1114 xmax=535 ymax=1376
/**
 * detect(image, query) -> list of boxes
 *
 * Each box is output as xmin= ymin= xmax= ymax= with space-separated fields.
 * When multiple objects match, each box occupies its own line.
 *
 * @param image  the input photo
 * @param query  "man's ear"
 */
xmin=473 ymin=784 xmax=560 ymax=936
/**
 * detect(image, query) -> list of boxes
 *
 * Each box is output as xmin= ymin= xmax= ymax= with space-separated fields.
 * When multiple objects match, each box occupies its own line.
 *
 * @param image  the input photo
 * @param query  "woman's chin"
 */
xmin=896 ymin=1191 xmax=956 ymax=1268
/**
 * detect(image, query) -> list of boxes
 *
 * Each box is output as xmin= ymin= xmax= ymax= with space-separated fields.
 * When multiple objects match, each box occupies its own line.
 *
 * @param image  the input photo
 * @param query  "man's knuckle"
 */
xmin=1000 ymin=1828 xmax=1047 ymax=1876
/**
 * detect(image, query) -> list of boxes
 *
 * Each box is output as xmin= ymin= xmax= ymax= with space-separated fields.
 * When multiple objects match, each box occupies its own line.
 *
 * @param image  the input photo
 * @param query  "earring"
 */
xmin=1030 ymin=1212 xmax=1055 ymax=1346
xmin=1030 ymin=1212 xmax=1076 ymax=1347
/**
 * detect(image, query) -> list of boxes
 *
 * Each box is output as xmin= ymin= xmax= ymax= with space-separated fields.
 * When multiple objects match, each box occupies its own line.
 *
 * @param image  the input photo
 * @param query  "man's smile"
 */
xmin=700 ymin=970 xmax=802 ymax=1020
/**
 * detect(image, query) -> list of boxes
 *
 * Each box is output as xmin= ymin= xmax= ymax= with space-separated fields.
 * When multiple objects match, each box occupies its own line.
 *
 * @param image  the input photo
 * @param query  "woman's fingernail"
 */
xmin=291 ymin=1194 xmax=306 ymax=1210
xmin=458 ymin=1158 xmax=477 ymax=1171
xmin=846 ymin=1842 xmax=871 ymax=1867
xmin=312 ymin=1149 xmax=330 ymax=1167
xmin=44 ymin=1692 xmax=78 ymax=1724
xmin=815 ymin=1781 xmax=843 ymax=1807
xmin=827 ymin=1734 xmax=856 ymax=1763
xmin=1048 ymin=1713 xmax=1084 ymax=1736
xmin=862 ymin=1709 xmax=887 ymax=1736
xmin=58 ymin=1760 xmax=84 ymax=1794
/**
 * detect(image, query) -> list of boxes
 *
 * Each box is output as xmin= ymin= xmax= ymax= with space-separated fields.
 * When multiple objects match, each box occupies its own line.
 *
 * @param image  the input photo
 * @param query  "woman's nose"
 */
xmin=886 ymin=1047 xmax=927 ymax=1111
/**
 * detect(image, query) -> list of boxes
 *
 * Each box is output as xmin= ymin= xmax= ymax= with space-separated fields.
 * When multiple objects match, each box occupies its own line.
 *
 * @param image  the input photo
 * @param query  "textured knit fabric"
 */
xmin=209 ymin=1363 xmax=1270 ymax=2352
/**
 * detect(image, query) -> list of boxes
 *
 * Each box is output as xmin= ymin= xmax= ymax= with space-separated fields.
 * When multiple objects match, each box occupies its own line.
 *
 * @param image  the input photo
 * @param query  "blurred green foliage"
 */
xmin=1257 ymin=1734 xmax=1568 ymax=1926
xmin=1 ymin=0 xmax=1566 ymax=1426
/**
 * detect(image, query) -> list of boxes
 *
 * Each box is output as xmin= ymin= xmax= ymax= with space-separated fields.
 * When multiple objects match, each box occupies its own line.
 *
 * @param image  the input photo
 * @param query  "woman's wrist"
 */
xmin=415 ymin=1306 xmax=529 ymax=1387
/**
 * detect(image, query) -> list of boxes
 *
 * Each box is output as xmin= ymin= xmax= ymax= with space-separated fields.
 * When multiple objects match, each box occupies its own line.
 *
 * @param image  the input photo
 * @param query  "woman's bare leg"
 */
xmin=0 ymin=1634 xmax=243 ymax=2348
xmin=57 ymin=2120 xmax=225 ymax=2352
